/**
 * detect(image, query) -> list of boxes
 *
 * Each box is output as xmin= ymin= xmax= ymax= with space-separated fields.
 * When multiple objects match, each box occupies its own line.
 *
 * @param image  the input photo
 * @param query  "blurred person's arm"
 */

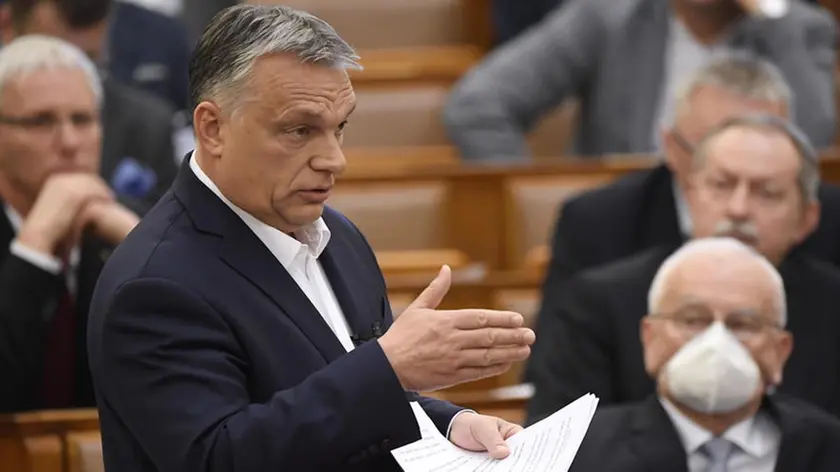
xmin=737 ymin=4 xmax=838 ymax=147
xmin=443 ymin=0 xmax=606 ymax=161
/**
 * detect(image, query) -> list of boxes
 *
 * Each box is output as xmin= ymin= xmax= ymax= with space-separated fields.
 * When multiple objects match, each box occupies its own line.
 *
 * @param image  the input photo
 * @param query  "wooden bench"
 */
xmin=0 ymin=409 xmax=99 ymax=472
xmin=340 ymin=151 xmax=840 ymax=271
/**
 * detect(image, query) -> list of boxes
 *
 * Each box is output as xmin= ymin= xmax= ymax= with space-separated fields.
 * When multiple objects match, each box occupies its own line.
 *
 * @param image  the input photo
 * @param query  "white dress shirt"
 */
xmin=189 ymin=155 xmax=356 ymax=353
xmin=661 ymin=399 xmax=781 ymax=472
xmin=673 ymin=180 xmax=693 ymax=238
xmin=6 ymin=205 xmax=80 ymax=293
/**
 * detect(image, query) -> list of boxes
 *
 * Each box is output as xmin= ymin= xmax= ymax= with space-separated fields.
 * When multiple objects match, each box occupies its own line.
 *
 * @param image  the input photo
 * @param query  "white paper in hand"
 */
xmin=391 ymin=393 xmax=600 ymax=472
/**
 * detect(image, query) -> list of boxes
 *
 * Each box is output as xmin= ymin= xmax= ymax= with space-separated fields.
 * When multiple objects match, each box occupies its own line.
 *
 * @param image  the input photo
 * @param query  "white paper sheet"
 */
xmin=391 ymin=393 xmax=599 ymax=472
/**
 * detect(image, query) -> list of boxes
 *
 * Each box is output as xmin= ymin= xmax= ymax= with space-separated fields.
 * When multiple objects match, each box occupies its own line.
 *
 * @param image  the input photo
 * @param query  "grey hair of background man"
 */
xmin=691 ymin=113 xmax=820 ymax=202
xmin=674 ymin=52 xmax=793 ymax=120
xmin=647 ymin=237 xmax=787 ymax=327
xmin=189 ymin=4 xmax=362 ymax=113
xmin=0 ymin=35 xmax=103 ymax=109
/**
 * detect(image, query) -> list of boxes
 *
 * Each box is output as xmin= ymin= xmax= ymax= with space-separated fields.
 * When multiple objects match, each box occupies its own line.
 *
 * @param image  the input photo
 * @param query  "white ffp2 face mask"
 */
xmin=663 ymin=321 xmax=761 ymax=414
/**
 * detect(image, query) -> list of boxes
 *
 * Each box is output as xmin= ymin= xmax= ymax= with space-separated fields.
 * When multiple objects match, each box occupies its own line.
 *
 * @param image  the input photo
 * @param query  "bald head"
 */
xmin=648 ymin=238 xmax=785 ymax=326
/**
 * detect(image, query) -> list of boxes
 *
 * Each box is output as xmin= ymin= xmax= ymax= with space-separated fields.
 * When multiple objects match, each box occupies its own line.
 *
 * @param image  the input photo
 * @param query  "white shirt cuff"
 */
xmin=10 ymin=240 xmax=62 ymax=274
xmin=446 ymin=409 xmax=477 ymax=440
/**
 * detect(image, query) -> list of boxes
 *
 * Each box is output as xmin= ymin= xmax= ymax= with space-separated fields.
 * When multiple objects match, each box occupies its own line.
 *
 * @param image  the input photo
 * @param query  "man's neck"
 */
xmin=671 ymin=0 xmax=743 ymax=45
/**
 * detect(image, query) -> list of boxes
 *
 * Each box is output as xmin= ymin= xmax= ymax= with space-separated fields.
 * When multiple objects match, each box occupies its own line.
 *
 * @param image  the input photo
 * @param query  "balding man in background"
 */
xmin=527 ymin=114 xmax=840 ymax=422
xmin=0 ymin=35 xmax=139 ymax=412
xmin=569 ymin=237 xmax=840 ymax=472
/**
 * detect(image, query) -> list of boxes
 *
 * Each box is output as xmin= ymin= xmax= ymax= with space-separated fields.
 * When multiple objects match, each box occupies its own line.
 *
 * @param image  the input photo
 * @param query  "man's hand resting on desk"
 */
xmin=449 ymin=412 xmax=523 ymax=459
xmin=378 ymin=265 xmax=536 ymax=392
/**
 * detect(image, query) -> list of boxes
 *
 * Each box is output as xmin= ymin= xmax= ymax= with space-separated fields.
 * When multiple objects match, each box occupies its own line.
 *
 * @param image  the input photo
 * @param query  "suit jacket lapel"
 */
xmin=638 ymin=165 xmax=684 ymax=248
xmin=318 ymin=236 xmax=378 ymax=343
xmin=219 ymin=222 xmax=348 ymax=363
xmin=629 ymin=396 xmax=689 ymax=471
xmin=764 ymin=396 xmax=818 ymax=472
xmin=173 ymin=158 xmax=348 ymax=363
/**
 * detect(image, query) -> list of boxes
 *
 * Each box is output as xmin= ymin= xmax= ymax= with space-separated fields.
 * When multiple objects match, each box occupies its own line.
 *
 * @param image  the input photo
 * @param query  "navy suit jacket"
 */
xmin=87 ymin=158 xmax=463 ymax=471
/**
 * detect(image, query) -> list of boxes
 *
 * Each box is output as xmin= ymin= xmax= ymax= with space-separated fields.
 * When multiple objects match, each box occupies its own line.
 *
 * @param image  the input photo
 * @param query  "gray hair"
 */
xmin=648 ymin=237 xmax=787 ymax=327
xmin=675 ymin=52 xmax=792 ymax=119
xmin=692 ymin=113 xmax=820 ymax=202
xmin=0 ymin=35 xmax=102 ymax=109
xmin=189 ymin=4 xmax=361 ymax=111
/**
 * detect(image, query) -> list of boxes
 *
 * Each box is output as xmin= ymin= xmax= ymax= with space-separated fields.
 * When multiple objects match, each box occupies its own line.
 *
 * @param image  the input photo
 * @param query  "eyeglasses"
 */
xmin=671 ymin=128 xmax=695 ymax=155
xmin=0 ymin=111 xmax=98 ymax=138
xmin=649 ymin=304 xmax=782 ymax=341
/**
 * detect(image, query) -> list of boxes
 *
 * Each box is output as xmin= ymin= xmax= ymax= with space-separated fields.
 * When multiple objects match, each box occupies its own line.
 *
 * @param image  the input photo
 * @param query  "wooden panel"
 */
xmin=504 ymin=174 xmax=615 ymax=268
xmin=352 ymin=46 xmax=483 ymax=87
xmin=66 ymin=432 xmax=103 ymax=472
xmin=0 ymin=409 xmax=99 ymax=472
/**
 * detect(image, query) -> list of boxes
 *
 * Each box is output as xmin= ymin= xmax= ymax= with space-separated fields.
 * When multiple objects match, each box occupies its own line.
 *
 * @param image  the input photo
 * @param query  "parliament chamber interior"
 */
xmin=6 ymin=0 xmax=840 ymax=470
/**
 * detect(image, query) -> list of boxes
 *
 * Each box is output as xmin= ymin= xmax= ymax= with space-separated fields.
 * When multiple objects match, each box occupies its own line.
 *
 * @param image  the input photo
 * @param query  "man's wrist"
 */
xmin=446 ymin=409 xmax=477 ymax=440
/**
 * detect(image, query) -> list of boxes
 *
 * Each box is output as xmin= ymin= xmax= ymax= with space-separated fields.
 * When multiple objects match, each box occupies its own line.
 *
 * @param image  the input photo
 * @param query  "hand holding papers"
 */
xmin=391 ymin=394 xmax=600 ymax=472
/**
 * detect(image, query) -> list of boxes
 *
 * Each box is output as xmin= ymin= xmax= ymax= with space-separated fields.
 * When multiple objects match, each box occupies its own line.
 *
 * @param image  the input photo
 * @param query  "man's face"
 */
xmin=3 ymin=2 xmax=107 ymax=62
xmin=662 ymin=85 xmax=786 ymax=186
xmin=0 ymin=67 xmax=102 ymax=201
xmin=197 ymin=54 xmax=354 ymax=233
xmin=641 ymin=252 xmax=792 ymax=396
xmin=687 ymin=127 xmax=819 ymax=265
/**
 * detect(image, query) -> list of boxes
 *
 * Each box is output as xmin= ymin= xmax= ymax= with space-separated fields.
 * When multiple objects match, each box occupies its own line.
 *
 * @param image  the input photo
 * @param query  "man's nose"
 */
xmin=726 ymin=184 xmax=751 ymax=219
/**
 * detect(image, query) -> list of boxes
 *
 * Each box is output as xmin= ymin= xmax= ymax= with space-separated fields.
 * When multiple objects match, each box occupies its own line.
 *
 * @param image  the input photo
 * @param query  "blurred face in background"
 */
xmin=686 ymin=126 xmax=818 ymax=265
xmin=661 ymin=84 xmax=786 ymax=189
xmin=0 ymin=67 xmax=101 ymax=205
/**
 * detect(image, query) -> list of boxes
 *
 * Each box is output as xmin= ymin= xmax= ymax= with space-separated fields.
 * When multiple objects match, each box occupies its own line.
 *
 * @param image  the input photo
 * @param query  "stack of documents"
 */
xmin=391 ymin=393 xmax=599 ymax=472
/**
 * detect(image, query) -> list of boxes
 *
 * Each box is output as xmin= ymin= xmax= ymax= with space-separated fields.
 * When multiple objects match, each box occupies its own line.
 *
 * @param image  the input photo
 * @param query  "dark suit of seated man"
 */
xmin=87 ymin=6 xmax=536 ymax=471
xmin=568 ymin=238 xmax=840 ymax=472
xmin=527 ymin=114 xmax=840 ymax=423
xmin=0 ymin=36 xmax=140 ymax=412
xmin=0 ymin=0 xmax=180 ymax=215
xmin=528 ymin=54 xmax=840 ymax=382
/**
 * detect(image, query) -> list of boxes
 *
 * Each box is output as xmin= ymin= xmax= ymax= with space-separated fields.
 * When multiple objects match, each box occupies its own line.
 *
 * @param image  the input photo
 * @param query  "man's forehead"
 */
xmin=704 ymin=127 xmax=799 ymax=170
xmin=2 ymin=68 xmax=95 ymax=110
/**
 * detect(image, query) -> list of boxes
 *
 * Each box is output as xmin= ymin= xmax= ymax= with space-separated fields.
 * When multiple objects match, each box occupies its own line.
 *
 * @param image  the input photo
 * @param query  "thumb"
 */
xmin=474 ymin=420 xmax=510 ymax=459
xmin=408 ymin=265 xmax=452 ymax=310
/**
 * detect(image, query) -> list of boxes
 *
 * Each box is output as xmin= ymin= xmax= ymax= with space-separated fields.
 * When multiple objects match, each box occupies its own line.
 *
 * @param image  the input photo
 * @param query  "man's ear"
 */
xmin=193 ymin=102 xmax=225 ymax=157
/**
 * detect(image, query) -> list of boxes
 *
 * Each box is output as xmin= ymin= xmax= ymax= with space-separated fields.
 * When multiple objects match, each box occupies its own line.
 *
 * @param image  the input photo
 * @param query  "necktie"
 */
xmin=39 ymin=273 xmax=77 ymax=409
xmin=700 ymin=437 xmax=736 ymax=472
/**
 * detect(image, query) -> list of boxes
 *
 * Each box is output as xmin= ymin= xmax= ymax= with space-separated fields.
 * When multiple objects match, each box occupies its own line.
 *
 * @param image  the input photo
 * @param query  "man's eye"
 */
xmin=288 ymin=127 xmax=310 ymax=138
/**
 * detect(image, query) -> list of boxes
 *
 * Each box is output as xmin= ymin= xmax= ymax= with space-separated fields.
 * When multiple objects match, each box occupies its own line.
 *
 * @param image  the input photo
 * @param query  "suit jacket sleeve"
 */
xmin=0 ymin=253 xmax=63 ymax=412
xmin=98 ymin=277 xmax=441 ymax=471
xmin=738 ymin=6 xmax=838 ymax=147
xmin=525 ymin=273 xmax=618 ymax=425
xmin=442 ymin=0 xmax=606 ymax=160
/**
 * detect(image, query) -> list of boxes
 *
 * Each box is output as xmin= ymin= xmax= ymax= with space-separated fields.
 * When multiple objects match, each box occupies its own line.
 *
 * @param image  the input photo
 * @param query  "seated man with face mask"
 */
xmin=527 ymin=114 xmax=840 ymax=423
xmin=568 ymin=237 xmax=840 ymax=472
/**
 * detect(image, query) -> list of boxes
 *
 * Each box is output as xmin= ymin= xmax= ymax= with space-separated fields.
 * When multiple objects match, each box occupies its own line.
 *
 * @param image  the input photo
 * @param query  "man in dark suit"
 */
xmin=568 ymin=237 xmax=840 ymax=472
xmin=0 ymin=0 xmax=179 ymax=214
xmin=526 ymin=54 xmax=840 ymax=381
xmin=527 ymin=115 xmax=840 ymax=424
xmin=0 ymin=36 xmax=140 ymax=412
xmin=87 ymin=6 xmax=537 ymax=471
